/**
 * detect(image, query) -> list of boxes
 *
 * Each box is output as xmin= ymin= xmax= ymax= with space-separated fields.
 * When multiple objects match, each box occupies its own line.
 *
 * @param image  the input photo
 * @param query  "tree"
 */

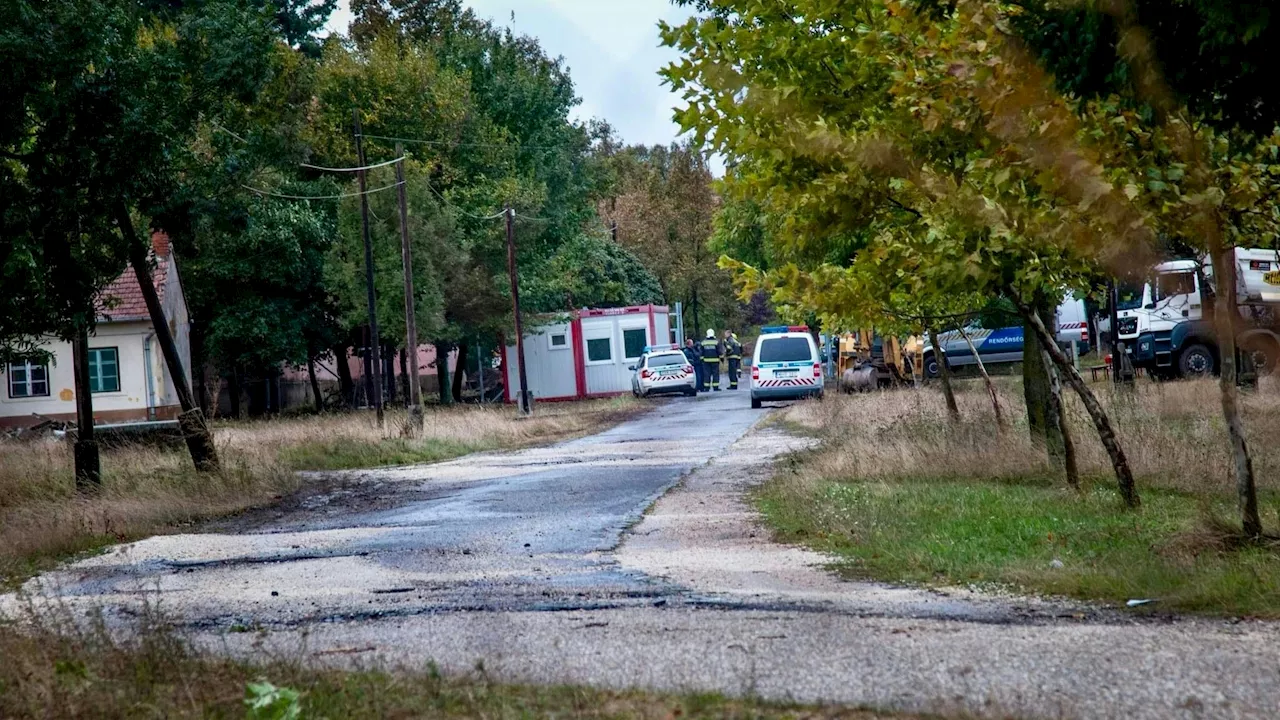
xmin=525 ymin=232 xmax=665 ymax=311
xmin=663 ymin=0 xmax=1144 ymax=505
xmin=3 ymin=0 xmax=284 ymax=472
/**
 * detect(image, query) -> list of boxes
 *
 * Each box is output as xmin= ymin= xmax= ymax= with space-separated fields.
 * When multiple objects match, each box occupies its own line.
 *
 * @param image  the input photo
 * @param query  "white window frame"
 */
xmin=583 ymin=324 xmax=615 ymax=366
xmin=7 ymin=358 xmax=50 ymax=399
xmin=547 ymin=331 xmax=569 ymax=351
xmin=618 ymin=320 xmax=650 ymax=362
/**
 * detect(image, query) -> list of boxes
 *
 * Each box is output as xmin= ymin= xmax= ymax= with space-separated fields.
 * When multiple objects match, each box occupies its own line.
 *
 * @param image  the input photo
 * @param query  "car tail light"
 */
xmin=683 ymin=365 xmax=693 ymax=374
xmin=752 ymin=366 xmax=760 ymax=380
xmin=813 ymin=363 xmax=822 ymax=377
xmin=1082 ymin=330 xmax=1090 ymax=342
xmin=640 ymin=369 xmax=650 ymax=379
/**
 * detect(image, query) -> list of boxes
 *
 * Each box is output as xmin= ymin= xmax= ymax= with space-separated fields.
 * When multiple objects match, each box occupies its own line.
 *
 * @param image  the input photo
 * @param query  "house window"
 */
xmin=548 ymin=332 xmax=568 ymax=350
xmin=7 ymin=359 xmax=49 ymax=398
xmin=622 ymin=328 xmax=648 ymax=360
xmin=586 ymin=337 xmax=612 ymax=363
xmin=88 ymin=347 xmax=120 ymax=393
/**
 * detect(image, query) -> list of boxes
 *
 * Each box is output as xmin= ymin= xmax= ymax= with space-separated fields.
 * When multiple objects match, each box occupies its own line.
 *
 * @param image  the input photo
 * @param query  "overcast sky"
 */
xmin=324 ymin=0 xmax=699 ymax=149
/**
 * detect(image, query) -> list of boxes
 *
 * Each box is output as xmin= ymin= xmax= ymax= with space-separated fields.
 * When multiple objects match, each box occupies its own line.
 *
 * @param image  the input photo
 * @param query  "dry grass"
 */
xmin=781 ymin=376 xmax=1280 ymax=497
xmin=0 ymin=398 xmax=639 ymax=586
xmin=764 ymin=377 xmax=1280 ymax=615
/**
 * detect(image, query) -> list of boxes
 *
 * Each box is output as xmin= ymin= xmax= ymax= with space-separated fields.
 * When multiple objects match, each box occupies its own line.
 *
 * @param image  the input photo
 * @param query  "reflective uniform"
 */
xmin=700 ymin=338 xmax=723 ymax=390
xmin=726 ymin=335 xmax=743 ymax=389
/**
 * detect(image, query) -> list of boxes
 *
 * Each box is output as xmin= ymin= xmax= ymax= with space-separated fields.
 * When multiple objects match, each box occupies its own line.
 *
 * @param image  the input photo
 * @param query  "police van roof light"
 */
xmin=761 ymin=325 xmax=810 ymax=334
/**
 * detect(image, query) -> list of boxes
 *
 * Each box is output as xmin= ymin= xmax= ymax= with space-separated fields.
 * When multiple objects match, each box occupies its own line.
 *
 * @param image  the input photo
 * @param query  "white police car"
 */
xmin=750 ymin=326 xmax=824 ymax=409
xmin=630 ymin=345 xmax=697 ymax=398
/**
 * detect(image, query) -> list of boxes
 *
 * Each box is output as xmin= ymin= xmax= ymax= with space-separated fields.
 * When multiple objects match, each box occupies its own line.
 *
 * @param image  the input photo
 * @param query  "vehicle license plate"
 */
xmin=775 ymin=369 xmax=798 ymax=378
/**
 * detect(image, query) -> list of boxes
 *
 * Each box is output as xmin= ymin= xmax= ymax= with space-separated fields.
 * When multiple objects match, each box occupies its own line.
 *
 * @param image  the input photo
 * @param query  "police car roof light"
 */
xmin=761 ymin=325 xmax=809 ymax=334
xmin=643 ymin=344 xmax=679 ymax=353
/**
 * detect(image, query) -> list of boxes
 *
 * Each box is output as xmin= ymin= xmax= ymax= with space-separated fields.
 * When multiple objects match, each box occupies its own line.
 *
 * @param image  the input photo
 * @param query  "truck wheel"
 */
xmin=1239 ymin=336 xmax=1280 ymax=376
xmin=924 ymin=353 xmax=944 ymax=379
xmin=751 ymin=397 xmax=762 ymax=409
xmin=1178 ymin=344 xmax=1216 ymax=378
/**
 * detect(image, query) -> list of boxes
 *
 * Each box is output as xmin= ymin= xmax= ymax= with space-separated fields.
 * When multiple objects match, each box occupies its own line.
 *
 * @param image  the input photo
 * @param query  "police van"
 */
xmin=750 ymin=326 xmax=824 ymax=409
xmin=629 ymin=344 xmax=697 ymax=398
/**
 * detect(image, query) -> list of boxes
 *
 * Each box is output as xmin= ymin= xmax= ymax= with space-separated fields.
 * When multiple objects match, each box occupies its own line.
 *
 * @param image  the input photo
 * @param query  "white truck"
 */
xmin=1112 ymin=248 xmax=1280 ymax=379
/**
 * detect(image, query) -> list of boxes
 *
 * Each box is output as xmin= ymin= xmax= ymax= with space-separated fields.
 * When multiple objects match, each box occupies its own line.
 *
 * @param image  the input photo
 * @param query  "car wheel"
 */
xmin=1177 ymin=343 xmax=1215 ymax=378
xmin=751 ymin=397 xmax=762 ymax=409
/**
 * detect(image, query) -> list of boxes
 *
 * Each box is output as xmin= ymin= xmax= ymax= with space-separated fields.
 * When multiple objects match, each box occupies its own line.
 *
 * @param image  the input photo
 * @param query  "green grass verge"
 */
xmin=758 ymin=475 xmax=1280 ymax=616
xmin=0 ymin=620 xmax=911 ymax=719
xmin=280 ymin=437 xmax=492 ymax=471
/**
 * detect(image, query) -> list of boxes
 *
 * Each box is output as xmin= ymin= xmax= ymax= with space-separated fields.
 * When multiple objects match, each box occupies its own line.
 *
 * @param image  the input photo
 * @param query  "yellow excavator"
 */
xmin=837 ymin=329 xmax=923 ymax=391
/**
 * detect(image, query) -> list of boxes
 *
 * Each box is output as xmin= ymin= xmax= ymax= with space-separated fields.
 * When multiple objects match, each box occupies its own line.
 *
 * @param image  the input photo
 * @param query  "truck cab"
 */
xmin=1117 ymin=249 xmax=1280 ymax=379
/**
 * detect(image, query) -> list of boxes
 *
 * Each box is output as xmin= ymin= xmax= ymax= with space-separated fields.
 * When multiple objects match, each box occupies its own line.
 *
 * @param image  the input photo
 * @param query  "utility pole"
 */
xmin=354 ymin=110 xmax=384 ymax=428
xmin=506 ymin=205 xmax=532 ymax=414
xmin=72 ymin=326 xmax=100 ymax=490
xmin=394 ymin=144 xmax=423 ymax=436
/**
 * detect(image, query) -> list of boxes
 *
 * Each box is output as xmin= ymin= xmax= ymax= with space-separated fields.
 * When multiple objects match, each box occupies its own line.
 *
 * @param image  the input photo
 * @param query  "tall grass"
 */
xmin=0 ymin=399 xmax=638 ymax=585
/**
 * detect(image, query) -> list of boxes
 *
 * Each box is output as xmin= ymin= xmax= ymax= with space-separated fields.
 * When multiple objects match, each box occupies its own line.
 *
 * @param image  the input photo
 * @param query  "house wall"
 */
xmin=0 ymin=322 xmax=182 ymax=428
xmin=503 ymin=321 xmax=577 ymax=401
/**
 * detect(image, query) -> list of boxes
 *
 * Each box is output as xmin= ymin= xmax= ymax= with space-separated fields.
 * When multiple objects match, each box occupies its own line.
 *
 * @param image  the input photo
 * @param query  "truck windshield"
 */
xmin=1115 ymin=281 xmax=1145 ymax=311
xmin=759 ymin=337 xmax=812 ymax=363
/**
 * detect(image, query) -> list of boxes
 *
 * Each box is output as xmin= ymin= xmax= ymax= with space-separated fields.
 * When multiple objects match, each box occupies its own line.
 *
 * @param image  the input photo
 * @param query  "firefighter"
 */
xmin=700 ymin=329 xmax=722 ymax=391
xmin=724 ymin=330 xmax=743 ymax=389
xmin=683 ymin=338 xmax=703 ymax=392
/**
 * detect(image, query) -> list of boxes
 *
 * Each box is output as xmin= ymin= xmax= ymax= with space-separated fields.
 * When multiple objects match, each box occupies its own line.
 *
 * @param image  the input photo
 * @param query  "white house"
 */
xmin=0 ymin=232 xmax=191 ymax=429
xmin=502 ymin=304 xmax=673 ymax=402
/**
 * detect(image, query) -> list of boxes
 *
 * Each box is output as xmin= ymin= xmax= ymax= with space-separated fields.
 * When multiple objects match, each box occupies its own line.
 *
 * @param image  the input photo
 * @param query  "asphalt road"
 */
xmin=14 ymin=390 xmax=1280 ymax=719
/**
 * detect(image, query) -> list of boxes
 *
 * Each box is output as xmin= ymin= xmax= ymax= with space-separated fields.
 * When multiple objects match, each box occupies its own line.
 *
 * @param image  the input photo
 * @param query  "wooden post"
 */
xmin=506 ymin=206 xmax=531 ymax=414
xmin=354 ymin=110 xmax=384 ymax=429
xmin=117 ymin=204 xmax=219 ymax=472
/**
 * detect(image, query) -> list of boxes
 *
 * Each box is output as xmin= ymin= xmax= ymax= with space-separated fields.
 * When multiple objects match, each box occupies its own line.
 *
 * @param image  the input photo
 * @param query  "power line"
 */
xmin=300 ymin=156 xmax=405 ymax=173
xmin=360 ymin=133 xmax=566 ymax=152
xmin=241 ymin=180 xmax=405 ymax=200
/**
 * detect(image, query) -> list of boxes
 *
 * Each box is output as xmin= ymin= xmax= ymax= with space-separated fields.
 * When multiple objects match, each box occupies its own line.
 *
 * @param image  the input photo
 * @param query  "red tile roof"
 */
xmin=95 ymin=231 xmax=171 ymax=323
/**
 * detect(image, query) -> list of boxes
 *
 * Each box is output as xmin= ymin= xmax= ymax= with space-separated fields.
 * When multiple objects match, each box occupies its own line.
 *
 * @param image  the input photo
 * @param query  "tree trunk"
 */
xmin=437 ymin=341 xmax=454 ymax=405
xmin=1041 ymin=346 xmax=1080 ymax=491
xmin=308 ymin=355 xmax=323 ymax=414
xmin=228 ymin=369 xmax=241 ymax=419
xmin=956 ymin=324 xmax=1004 ymax=427
xmin=118 ymin=204 xmax=219 ymax=472
xmin=399 ymin=346 xmax=410 ymax=406
xmin=1209 ymin=243 xmax=1262 ymax=538
xmin=333 ymin=344 xmax=354 ymax=409
xmin=1017 ymin=297 xmax=1138 ymax=507
xmin=452 ymin=341 xmax=469 ymax=401
xmin=72 ymin=326 xmax=101 ymax=491
xmin=928 ymin=327 xmax=960 ymax=423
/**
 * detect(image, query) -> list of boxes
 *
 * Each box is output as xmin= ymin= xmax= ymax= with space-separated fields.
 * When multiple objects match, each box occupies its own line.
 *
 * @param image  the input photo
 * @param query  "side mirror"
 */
xmin=627 ymin=365 xmax=637 ymax=371
xmin=1144 ymin=302 xmax=1156 ymax=310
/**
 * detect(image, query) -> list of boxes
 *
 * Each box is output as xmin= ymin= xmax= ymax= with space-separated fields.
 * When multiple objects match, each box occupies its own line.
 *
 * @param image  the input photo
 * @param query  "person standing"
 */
xmin=724 ymin=330 xmax=743 ymax=389
xmin=683 ymin=338 xmax=703 ymax=392
xmin=700 ymin=329 xmax=722 ymax=391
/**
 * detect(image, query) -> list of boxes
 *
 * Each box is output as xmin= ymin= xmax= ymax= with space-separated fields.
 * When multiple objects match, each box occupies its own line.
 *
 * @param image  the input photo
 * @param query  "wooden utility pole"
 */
xmin=394 ymin=144 xmax=423 ymax=435
xmin=353 ymin=110 xmax=384 ymax=429
xmin=72 ymin=326 xmax=100 ymax=490
xmin=118 ymin=205 xmax=219 ymax=472
xmin=506 ymin=205 xmax=532 ymax=414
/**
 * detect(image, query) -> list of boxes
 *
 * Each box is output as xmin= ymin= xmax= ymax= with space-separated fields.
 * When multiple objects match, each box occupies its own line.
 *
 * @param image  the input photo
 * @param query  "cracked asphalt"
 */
xmin=11 ymin=390 xmax=1280 ymax=719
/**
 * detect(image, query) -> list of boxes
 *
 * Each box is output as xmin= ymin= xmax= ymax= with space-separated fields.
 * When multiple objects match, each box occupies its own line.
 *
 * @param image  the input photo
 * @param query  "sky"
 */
xmin=323 ymin=0 xmax=699 ymax=150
